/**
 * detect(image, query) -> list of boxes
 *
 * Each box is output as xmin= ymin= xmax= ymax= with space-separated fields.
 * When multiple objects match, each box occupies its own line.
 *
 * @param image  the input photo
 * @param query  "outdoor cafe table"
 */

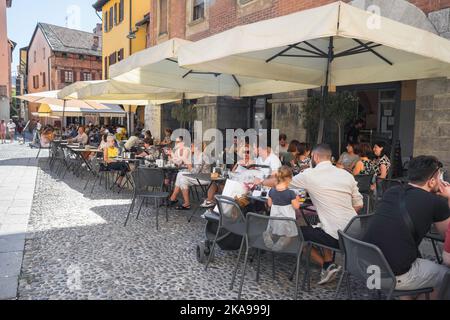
xmin=68 ymin=146 xmax=102 ymax=176
xmin=184 ymin=173 xmax=227 ymax=196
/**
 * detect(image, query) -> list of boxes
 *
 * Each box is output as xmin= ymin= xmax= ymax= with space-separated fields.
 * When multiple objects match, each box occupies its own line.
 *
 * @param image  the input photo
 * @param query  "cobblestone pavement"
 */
xmin=2 ymin=144 xmax=440 ymax=300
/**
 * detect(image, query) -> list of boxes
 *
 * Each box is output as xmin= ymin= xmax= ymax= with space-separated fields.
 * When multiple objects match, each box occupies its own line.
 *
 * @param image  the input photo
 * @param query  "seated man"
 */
xmin=124 ymin=131 xmax=141 ymax=152
xmin=254 ymin=144 xmax=282 ymax=178
xmin=68 ymin=126 xmax=89 ymax=145
xmin=290 ymin=144 xmax=363 ymax=285
xmin=363 ymin=155 xmax=450 ymax=299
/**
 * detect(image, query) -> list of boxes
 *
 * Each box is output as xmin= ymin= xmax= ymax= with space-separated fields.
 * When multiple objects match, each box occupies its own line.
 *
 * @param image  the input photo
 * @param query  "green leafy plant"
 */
xmin=302 ymin=91 xmax=358 ymax=152
xmin=325 ymin=91 xmax=359 ymax=153
xmin=300 ymin=94 xmax=321 ymax=144
xmin=171 ymin=102 xmax=198 ymax=129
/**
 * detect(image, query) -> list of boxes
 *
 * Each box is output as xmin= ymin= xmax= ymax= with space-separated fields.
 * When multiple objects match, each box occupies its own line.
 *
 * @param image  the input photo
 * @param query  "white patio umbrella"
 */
xmin=57 ymin=80 xmax=207 ymax=105
xmin=17 ymin=91 xmax=115 ymax=129
xmin=178 ymin=1 xmax=450 ymax=142
xmin=108 ymin=38 xmax=313 ymax=97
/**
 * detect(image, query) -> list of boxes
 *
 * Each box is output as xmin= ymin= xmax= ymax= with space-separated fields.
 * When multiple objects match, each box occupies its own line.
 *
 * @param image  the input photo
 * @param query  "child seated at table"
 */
xmin=264 ymin=166 xmax=301 ymax=251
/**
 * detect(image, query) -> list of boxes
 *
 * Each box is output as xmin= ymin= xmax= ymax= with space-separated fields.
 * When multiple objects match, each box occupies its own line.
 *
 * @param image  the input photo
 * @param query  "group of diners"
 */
xmin=251 ymin=144 xmax=450 ymax=298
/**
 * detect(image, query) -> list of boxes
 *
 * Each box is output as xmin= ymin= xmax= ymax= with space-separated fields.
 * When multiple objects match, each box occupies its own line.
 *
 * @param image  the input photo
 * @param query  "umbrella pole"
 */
xmin=317 ymin=37 xmax=334 ymax=144
xmin=61 ymin=99 xmax=66 ymax=133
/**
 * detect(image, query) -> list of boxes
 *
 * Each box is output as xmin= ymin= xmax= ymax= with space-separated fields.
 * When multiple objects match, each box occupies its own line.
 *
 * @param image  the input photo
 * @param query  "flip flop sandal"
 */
xmin=175 ymin=205 xmax=191 ymax=210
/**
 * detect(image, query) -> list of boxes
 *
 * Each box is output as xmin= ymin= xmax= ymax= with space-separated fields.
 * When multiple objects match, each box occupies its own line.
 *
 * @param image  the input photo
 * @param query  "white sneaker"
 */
xmin=200 ymin=200 xmax=215 ymax=208
xmin=262 ymin=231 xmax=274 ymax=249
xmin=318 ymin=264 xmax=342 ymax=285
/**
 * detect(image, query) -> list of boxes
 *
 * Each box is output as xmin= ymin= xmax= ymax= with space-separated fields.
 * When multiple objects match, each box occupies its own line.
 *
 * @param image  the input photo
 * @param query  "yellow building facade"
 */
xmin=93 ymin=0 xmax=150 ymax=129
xmin=93 ymin=0 xmax=150 ymax=80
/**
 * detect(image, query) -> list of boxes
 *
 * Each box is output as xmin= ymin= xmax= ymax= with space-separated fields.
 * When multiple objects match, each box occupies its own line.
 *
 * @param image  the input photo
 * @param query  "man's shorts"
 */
xmin=395 ymin=258 xmax=449 ymax=290
xmin=300 ymin=226 xmax=339 ymax=249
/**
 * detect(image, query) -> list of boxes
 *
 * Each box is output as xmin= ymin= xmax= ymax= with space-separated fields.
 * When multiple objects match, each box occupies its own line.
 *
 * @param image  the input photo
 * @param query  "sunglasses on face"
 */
xmin=429 ymin=162 xmax=444 ymax=181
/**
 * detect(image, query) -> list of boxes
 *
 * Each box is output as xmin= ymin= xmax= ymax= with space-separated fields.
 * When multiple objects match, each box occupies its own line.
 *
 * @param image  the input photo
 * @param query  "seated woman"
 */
xmin=373 ymin=141 xmax=391 ymax=179
xmin=136 ymin=138 xmax=160 ymax=161
xmin=353 ymin=143 xmax=376 ymax=176
xmin=336 ymin=142 xmax=360 ymax=172
xmin=103 ymin=135 xmax=129 ymax=187
xmin=263 ymin=166 xmax=301 ymax=251
xmin=293 ymin=142 xmax=311 ymax=173
xmin=40 ymin=125 xmax=55 ymax=148
xmin=168 ymin=143 xmax=211 ymax=210
xmin=280 ymin=140 xmax=301 ymax=166
xmin=200 ymin=146 xmax=255 ymax=208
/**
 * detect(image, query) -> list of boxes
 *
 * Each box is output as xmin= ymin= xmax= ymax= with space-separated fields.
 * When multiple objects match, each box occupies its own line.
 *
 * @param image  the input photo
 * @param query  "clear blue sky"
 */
xmin=7 ymin=0 xmax=101 ymax=72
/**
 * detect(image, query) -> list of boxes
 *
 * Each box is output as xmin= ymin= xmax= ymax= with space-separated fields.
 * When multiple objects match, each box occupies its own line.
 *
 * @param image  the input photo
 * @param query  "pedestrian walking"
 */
xmin=0 ymin=119 xmax=6 ymax=144
xmin=7 ymin=119 xmax=16 ymax=143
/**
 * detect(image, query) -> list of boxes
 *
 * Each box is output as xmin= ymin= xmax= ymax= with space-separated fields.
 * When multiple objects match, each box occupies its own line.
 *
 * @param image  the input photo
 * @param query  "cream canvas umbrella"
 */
xmin=17 ymin=91 xmax=116 ymax=129
xmin=108 ymin=38 xmax=313 ymax=97
xmin=178 ymin=1 xmax=450 ymax=142
xmin=57 ymin=79 xmax=207 ymax=105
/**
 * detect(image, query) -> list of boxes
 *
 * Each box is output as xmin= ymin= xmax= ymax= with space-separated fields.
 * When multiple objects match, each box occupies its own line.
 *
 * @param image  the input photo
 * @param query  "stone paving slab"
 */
xmin=0 ymin=143 xmax=40 ymax=300
xmin=0 ymin=276 xmax=18 ymax=300
xmin=0 ymin=252 xmax=23 ymax=277
xmin=0 ymin=236 xmax=25 ymax=253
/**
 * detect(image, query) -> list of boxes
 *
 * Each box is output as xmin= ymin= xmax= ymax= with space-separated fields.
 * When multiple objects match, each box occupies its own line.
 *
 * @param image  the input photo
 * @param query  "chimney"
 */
xmin=93 ymin=35 xmax=99 ymax=49
xmin=93 ymin=23 xmax=102 ymax=36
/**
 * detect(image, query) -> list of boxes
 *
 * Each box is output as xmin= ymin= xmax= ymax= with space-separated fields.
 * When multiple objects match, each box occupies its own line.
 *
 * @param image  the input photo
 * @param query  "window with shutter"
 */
xmin=104 ymin=57 xmax=108 ymax=79
xmin=42 ymin=72 xmax=46 ymax=87
xmin=109 ymin=7 xmax=114 ymax=31
xmin=119 ymin=0 xmax=124 ymax=22
xmin=193 ymin=0 xmax=205 ymax=21
xmin=159 ymin=0 xmax=168 ymax=35
xmin=104 ymin=11 xmax=108 ymax=32
xmin=114 ymin=3 xmax=118 ymax=25
xmin=60 ymin=70 xmax=65 ymax=84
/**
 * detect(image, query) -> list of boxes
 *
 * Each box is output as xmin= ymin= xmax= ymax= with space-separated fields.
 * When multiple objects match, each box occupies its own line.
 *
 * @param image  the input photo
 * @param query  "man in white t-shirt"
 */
xmin=254 ymin=144 xmax=282 ymax=181
xmin=68 ymin=126 xmax=89 ymax=145
xmin=7 ymin=119 xmax=16 ymax=143
xmin=290 ymin=144 xmax=363 ymax=285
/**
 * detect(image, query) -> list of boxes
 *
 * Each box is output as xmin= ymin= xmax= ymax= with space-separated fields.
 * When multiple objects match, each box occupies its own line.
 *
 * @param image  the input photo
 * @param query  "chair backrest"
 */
xmin=215 ymin=195 xmax=247 ymax=236
xmin=299 ymin=205 xmax=320 ymax=226
xmin=376 ymin=178 xmax=403 ymax=196
xmin=246 ymin=212 xmax=303 ymax=255
xmin=355 ymin=174 xmax=373 ymax=194
xmin=343 ymin=213 xmax=375 ymax=240
xmin=439 ymin=271 xmax=450 ymax=300
xmin=133 ymin=167 xmax=165 ymax=193
xmin=338 ymin=230 xmax=396 ymax=294
xmin=360 ymin=193 xmax=372 ymax=215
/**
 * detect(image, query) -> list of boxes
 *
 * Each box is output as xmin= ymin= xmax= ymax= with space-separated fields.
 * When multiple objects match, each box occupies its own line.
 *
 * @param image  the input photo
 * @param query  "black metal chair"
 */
xmin=354 ymin=174 xmax=374 ymax=194
xmin=337 ymin=230 xmax=433 ymax=300
xmin=124 ymin=167 xmax=169 ymax=230
xmin=84 ymin=156 xmax=110 ymax=194
xmin=205 ymin=195 xmax=247 ymax=289
xmin=439 ymin=271 xmax=450 ymax=300
xmin=375 ymin=177 xmax=404 ymax=206
xmin=237 ymin=212 xmax=306 ymax=300
xmin=424 ymin=225 xmax=445 ymax=264
xmin=302 ymin=213 xmax=376 ymax=292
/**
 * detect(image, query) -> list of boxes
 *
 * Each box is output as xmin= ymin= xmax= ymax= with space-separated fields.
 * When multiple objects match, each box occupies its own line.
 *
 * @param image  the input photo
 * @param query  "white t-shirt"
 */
xmin=36 ymin=122 xmax=42 ymax=131
xmin=290 ymin=161 xmax=363 ymax=239
xmin=7 ymin=122 xmax=16 ymax=131
xmin=256 ymin=152 xmax=282 ymax=176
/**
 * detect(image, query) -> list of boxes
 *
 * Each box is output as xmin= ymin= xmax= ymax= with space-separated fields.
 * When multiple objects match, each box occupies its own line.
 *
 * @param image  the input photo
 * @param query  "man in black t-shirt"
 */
xmin=363 ymin=155 xmax=450 ymax=299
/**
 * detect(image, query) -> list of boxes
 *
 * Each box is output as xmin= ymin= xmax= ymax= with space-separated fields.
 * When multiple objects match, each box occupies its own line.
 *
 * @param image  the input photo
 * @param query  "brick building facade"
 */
xmin=143 ymin=0 xmax=450 ymax=171
xmin=26 ymin=23 xmax=102 ymax=120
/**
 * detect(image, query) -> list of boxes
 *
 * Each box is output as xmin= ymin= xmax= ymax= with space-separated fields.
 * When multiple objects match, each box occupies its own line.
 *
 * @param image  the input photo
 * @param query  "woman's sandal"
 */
xmin=175 ymin=205 xmax=191 ymax=211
